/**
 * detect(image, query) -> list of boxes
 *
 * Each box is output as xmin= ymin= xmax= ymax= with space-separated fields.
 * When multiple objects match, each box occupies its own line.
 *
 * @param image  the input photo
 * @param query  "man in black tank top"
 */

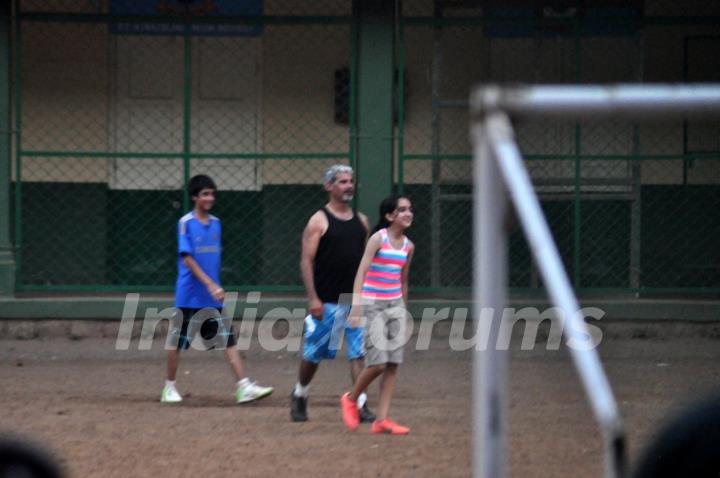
xmin=290 ymin=165 xmax=376 ymax=423
xmin=313 ymin=207 xmax=367 ymax=303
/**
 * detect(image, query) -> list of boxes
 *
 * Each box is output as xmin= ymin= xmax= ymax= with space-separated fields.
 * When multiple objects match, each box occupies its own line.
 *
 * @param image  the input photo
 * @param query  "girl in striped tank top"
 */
xmin=340 ymin=195 xmax=415 ymax=435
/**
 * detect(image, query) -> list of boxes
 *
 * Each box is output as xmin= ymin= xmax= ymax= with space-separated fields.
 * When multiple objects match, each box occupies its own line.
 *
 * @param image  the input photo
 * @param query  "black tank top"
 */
xmin=313 ymin=207 xmax=367 ymax=303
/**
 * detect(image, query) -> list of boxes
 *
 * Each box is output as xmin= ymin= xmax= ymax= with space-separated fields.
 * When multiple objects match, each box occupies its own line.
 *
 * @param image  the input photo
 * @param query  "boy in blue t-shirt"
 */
xmin=162 ymin=174 xmax=273 ymax=404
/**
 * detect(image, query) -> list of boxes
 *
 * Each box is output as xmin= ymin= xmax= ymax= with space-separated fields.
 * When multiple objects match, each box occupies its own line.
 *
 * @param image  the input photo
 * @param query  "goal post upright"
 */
xmin=470 ymin=83 xmax=720 ymax=478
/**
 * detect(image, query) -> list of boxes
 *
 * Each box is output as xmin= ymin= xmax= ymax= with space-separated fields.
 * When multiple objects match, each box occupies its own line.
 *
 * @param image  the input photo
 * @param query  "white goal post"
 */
xmin=470 ymin=84 xmax=720 ymax=478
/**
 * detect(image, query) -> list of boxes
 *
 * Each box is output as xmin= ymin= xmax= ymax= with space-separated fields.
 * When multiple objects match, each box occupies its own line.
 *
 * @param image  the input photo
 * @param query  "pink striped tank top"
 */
xmin=361 ymin=229 xmax=410 ymax=300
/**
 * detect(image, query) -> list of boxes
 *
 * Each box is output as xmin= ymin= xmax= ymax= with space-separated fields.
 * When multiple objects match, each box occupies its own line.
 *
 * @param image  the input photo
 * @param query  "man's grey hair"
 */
xmin=323 ymin=164 xmax=353 ymax=185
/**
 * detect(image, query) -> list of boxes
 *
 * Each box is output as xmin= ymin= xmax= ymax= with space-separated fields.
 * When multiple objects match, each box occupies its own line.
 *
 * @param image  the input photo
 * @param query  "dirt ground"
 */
xmin=2 ymin=321 xmax=720 ymax=477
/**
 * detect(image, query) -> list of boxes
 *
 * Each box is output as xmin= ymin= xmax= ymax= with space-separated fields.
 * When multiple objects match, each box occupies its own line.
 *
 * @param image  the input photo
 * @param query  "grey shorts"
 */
xmin=363 ymin=298 xmax=408 ymax=366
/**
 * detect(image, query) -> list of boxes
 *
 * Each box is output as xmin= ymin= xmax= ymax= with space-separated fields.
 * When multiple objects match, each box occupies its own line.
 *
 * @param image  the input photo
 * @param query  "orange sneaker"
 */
xmin=371 ymin=418 xmax=410 ymax=435
xmin=341 ymin=392 xmax=360 ymax=431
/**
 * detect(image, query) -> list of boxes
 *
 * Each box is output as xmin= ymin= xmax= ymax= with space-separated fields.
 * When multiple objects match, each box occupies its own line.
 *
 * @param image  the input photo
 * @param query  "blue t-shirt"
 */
xmin=175 ymin=211 xmax=223 ymax=309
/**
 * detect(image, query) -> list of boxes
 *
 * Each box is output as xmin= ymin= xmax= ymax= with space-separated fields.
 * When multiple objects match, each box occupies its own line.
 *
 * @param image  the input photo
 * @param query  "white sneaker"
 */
xmin=236 ymin=381 xmax=273 ymax=404
xmin=161 ymin=385 xmax=183 ymax=403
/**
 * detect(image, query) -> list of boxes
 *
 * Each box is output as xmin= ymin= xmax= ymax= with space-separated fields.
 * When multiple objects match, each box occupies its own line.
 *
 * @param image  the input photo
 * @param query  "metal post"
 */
xmin=472 ymin=85 xmax=720 ymax=118
xmin=472 ymin=115 xmax=508 ymax=478
xmin=0 ymin=0 xmax=15 ymax=295
xmin=682 ymin=37 xmax=689 ymax=186
xmin=629 ymin=141 xmax=642 ymax=290
xmin=629 ymin=35 xmax=644 ymax=290
xmin=353 ymin=0 xmax=396 ymax=225
xmin=12 ymin=1 xmax=20 ymax=290
xmin=573 ymin=27 xmax=582 ymax=287
xmin=429 ymin=2 xmax=442 ymax=288
xmin=396 ymin=9 xmax=405 ymax=194
xmin=182 ymin=27 xmax=192 ymax=212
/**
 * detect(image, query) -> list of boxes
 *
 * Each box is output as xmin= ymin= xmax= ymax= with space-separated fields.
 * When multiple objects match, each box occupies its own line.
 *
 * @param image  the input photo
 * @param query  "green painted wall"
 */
xmin=11 ymin=183 xmax=720 ymax=289
xmin=20 ymin=183 xmax=106 ymax=285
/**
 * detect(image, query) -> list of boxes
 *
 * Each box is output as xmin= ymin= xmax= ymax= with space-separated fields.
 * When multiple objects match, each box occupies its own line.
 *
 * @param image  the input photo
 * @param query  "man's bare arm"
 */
xmin=358 ymin=212 xmax=370 ymax=241
xmin=300 ymin=212 xmax=327 ymax=319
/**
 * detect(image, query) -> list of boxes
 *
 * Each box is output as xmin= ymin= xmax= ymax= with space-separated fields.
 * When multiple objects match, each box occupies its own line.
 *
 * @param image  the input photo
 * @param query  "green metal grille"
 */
xmin=10 ymin=0 xmax=720 ymax=294
xmin=13 ymin=3 xmax=353 ymax=291
xmin=398 ymin=6 xmax=720 ymax=293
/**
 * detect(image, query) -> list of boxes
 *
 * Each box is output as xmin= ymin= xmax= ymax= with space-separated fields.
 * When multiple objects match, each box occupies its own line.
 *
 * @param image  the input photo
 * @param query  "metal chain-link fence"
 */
xmin=399 ymin=1 xmax=720 ymax=292
xmin=11 ymin=0 xmax=720 ymax=293
xmin=14 ymin=1 xmax=352 ymax=290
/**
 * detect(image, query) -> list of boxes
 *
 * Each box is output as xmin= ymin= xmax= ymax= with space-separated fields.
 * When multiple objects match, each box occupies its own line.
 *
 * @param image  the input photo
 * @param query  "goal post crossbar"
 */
xmin=470 ymin=83 xmax=720 ymax=478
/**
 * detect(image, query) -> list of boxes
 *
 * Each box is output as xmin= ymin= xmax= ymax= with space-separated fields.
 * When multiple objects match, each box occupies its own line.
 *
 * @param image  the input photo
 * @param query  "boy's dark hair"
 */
xmin=188 ymin=175 xmax=217 ymax=198
xmin=372 ymin=194 xmax=411 ymax=233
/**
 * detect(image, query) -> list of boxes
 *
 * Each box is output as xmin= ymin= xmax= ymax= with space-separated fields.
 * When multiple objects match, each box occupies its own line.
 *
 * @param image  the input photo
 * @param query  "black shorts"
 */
xmin=168 ymin=307 xmax=238 ymax=350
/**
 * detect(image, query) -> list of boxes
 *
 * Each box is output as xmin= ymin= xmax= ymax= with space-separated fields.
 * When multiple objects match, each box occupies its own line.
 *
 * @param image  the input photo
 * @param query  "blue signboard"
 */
xmin=111 ymin=0 xmax=263 ymax=36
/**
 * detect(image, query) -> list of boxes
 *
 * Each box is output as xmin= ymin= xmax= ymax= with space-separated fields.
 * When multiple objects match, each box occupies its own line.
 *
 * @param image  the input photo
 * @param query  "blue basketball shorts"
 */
xmin=302 ymin=303 xmax=364 ymax=363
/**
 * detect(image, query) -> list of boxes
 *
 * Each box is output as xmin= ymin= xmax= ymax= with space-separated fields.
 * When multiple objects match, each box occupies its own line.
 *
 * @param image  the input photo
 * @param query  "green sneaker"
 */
xmin=161 ymin=385 xmax=182 ymax=403
xmin=236 ymin=381 xmax=273 ymax=404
